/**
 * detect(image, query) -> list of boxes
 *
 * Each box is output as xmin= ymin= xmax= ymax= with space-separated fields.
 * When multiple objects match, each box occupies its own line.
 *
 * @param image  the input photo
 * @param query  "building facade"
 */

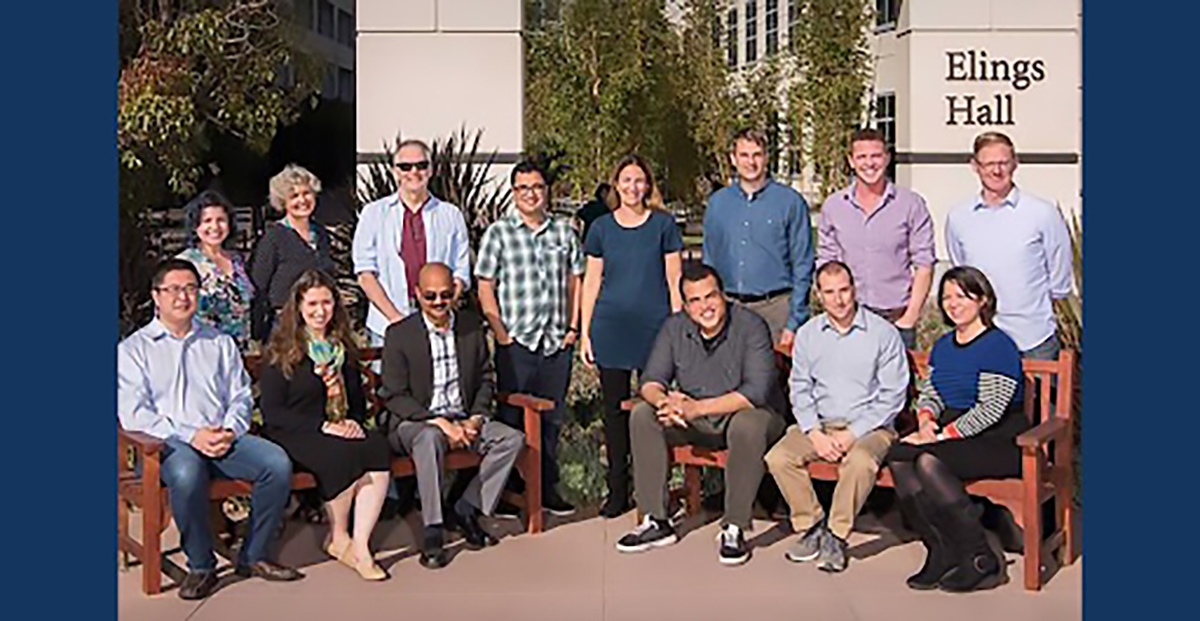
xmin=290 ymin=0 xmax=357 ymax=102
xmin=355 ymin=0 xmax=524 ymax=185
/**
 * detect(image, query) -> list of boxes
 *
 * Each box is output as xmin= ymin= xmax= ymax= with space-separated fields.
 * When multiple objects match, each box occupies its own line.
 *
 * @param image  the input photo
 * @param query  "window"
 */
xmin=765 ymin=0 xmax=779 ymax=57
xmin=726 ymin=8 xmax=738 ymax=68
xmin=322 ymin=64 xmax=337 ymax=99
xmin=788 ymin=0 xmax=801 ymax=53
xmin=338 ymin=67 xmax=354 ymax=102
xmin=294 ymin=0 xmax=313 ymax=31
xmin=873 ymin=92 xmax=897 ymax=180
xmin=317 ymin=0 xmax=335 ymax=39
xmin=875 ymin=0 xmax=898 ymax=31
xmin=337 ymin=9 xmax=353 ymax=47
xmin=745 ymin=1 xmax=758 ymax=63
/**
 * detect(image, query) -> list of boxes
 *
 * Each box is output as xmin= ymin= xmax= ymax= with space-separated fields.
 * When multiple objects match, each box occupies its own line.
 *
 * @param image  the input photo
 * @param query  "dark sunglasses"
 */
xmin=394 ymin=160 xmax=431 ymax=172
xmin=421 ymin=291 xmax=455 ymax=302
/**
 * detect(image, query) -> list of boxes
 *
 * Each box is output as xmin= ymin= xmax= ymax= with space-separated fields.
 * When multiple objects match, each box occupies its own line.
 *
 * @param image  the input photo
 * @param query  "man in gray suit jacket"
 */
xmin=379 ymin=263 xmax=525 ymax=569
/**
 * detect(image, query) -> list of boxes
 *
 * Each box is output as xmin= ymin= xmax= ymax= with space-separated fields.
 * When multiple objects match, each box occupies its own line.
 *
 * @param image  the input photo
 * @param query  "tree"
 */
xmin=118 ymin=0 xmax=322 ymax=215
xmin=788 ymin=0 xmax=873 ymax=201
xmin=524 ymin=0 xmax=700 ymax=203
xmin=674 ymin=0 xmax=738 ymax=191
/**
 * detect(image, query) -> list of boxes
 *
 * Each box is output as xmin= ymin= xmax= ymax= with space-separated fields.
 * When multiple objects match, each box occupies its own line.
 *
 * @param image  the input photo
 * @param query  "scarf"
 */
xmin=306 ymin=332 xmax=348 ymax=422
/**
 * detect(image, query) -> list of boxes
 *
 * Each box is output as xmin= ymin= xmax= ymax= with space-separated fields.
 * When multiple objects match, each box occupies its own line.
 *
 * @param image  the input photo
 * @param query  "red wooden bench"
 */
xmin=624 ymin=345 xmax=1077 ymax=592
xmin=118 ymin=347 xmax=551 ymax=595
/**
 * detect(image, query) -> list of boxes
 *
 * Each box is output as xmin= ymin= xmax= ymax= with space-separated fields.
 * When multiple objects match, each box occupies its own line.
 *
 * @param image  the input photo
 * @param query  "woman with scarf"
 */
xmin=259 ymin=270 xmax=391 ymax=581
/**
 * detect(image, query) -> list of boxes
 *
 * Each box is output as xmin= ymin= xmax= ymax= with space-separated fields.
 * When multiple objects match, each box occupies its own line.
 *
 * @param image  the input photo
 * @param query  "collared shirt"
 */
xmin=641 ymin=305 xmax=783 ymax=413
xmin=475 ymin=211 xmax=585 ymax=355
xmin=945 ymin=186 xmax=1073 ymax=351
xmin=353 ymin=193 xmax=472 ymax=337
xmin=817 ymin=180 xmax=936 ymax=310
xmin=422 ymin=312 xmax=465 ymax=419
xmin=789 ymin=307 xmax=909 ymax=439
xmin=702 ymin=179 xmax=814 ymax=330
xmin=116 ymin=318 xmax=253 ymax=443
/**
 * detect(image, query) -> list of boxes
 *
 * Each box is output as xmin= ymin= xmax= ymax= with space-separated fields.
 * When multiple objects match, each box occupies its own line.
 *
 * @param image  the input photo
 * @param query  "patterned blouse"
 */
xmin=175 ymin=247 xmax=255 ymax=350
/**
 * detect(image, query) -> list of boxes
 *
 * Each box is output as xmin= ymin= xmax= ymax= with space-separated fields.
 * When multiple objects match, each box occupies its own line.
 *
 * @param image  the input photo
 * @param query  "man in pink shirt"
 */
xmin=817 ymin=128 xmax=936 ymax=350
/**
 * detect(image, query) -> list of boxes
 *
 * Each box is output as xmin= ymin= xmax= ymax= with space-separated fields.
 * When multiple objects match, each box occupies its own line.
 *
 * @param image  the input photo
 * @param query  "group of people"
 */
xmin=116 ymin=127 xmax=1073 ymax=599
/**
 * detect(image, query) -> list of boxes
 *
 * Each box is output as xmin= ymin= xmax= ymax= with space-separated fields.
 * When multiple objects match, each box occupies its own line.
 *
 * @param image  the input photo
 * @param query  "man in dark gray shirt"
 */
xmin=615 ymin=262 xmax=786 ymax=566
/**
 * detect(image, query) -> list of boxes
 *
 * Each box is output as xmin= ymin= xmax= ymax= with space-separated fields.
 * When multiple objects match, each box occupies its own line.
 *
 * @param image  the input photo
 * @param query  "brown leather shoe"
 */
xmin=178 ymin=570 xmax=218 ymax=600
xmin=234 ymin=560 xmax=304 ymax=582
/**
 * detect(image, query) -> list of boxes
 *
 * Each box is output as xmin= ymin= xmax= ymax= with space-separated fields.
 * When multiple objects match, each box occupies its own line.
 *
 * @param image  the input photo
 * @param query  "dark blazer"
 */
xmin=379 ymin=309 xmax=494 ymax=436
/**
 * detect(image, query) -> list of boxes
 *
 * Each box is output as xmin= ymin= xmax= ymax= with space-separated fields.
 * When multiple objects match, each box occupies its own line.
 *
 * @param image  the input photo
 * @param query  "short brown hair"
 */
xmin=815 ymin=260 xmax=855 ymax=288
xmin=850 ymin=127 xmax=887 ymax=151
xmin=972 ymin=131 xmax=1014 ymax=156
xmin=938 ymin=266 xmax=998 ymax=328
xmin=265 ymin=270 xmax=359 ymax=379
xmin=731 ymin=128 xmax=768 ymax=151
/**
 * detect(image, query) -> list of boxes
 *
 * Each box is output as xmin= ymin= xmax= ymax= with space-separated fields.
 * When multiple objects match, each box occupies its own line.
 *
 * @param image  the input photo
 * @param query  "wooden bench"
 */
xmin=624 ymin=345 xmax=1077 ymax=592
xmin=118 ymin=347 xmax=552 ymax=595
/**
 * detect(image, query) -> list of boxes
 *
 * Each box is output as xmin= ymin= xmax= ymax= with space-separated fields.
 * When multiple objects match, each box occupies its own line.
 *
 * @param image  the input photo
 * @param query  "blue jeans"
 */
xmin=1022 ymin=334 xmax=1062 ymax=361
xmin=160 ymin=435 xmax=293 ymax=571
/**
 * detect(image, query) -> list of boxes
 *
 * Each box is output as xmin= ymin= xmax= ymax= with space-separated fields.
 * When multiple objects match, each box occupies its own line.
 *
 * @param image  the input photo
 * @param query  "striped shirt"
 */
xmin=475 ymin=211 xmax=585 ymax=354
xmin=423 ymin=313 xmax=465 ymax=419
xmin=916 ymin=327 xmax=1024 ymax=438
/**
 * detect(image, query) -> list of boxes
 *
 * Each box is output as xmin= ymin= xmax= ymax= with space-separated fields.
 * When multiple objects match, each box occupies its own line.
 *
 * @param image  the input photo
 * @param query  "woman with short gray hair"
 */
xmin=250 ymin=164 xmax=336 ymax=340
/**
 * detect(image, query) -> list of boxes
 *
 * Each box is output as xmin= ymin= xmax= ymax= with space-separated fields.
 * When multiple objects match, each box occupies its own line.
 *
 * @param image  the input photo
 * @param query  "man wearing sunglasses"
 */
xmin=377 ymin=263 xmax=525 ymax=569
xmin=476 ymin=159 xmax=585 ymax=518
xmin=353 ymin=138 xmax=472 ymax=349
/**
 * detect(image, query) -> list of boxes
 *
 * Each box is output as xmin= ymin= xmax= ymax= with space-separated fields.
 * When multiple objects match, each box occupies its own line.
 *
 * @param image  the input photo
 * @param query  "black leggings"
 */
xmin=889 ymin=452 xmax=970 ymax=509
xmin=599 ymin=367 xmax=634 ymax=501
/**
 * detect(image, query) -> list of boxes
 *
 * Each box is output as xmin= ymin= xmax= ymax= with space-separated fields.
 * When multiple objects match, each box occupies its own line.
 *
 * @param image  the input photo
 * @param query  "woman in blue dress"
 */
xmin=580 ymin=154 xmax=683 ymax=518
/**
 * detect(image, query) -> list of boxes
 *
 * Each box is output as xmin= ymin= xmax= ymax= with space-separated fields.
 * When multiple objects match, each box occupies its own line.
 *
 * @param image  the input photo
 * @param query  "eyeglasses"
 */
xmin=421 ymin=291 xmax=455 ymax=302
xmin=974 ymin=159 xmax=1013 ymax=171
xmin=155 ymin=284 xmax=199 ymax=297
xmin=394 ymin=160 xmax=431 ymax=172
xmin=514 ymin=183 xmax=547 ymax=194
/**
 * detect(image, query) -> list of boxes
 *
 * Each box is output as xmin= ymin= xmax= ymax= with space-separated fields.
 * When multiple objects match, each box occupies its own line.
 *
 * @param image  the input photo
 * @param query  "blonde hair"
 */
xmin=605 ymin=154 xmax=667 ymax=212
xmin=972 ymin=131 xmax=1015 ymax=156
xmin=268 ymin=164 xmax=322 ymax=211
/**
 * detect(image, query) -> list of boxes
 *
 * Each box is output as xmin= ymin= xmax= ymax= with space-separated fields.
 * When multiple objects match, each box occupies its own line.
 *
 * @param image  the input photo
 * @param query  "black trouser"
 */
xmin=495 ymin=342 xmax=572 ymax=495
xmin=599 ymin=367 xmax=635 ymax=503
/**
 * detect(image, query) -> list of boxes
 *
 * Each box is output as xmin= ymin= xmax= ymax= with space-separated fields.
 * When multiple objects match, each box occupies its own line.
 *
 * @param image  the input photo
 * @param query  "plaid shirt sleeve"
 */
xmin=475 ymin=223 xmax=502 ymax=280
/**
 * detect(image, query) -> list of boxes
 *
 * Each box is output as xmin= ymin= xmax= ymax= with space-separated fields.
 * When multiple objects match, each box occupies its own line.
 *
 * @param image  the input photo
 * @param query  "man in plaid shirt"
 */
xmin=476 ymin=159 xmax=585 ymax=517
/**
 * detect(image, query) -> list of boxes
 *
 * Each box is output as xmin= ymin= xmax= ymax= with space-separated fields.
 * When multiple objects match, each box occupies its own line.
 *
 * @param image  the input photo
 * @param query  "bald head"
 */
xmin=416 ymin=262 xmax=457 ymax=325
xmin=418 ymin=262 xmax=453 ymax=290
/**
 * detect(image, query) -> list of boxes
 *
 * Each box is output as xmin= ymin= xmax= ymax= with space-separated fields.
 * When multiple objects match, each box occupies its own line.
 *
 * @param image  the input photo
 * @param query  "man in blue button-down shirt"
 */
xmin=945 ymin=132 xmax=1073 ymax=361
xmin=703 ymin=128 xmax=814 ymax=350
xmin=117 ymin=259 xmax=301 ymax=599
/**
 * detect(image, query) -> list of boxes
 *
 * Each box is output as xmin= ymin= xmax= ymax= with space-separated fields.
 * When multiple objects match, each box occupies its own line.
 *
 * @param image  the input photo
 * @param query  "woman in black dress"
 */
xmin=886 ymin=266 xmax=1029 ymax=593
xmin=260 ymin=270 xmax=391 ymax=581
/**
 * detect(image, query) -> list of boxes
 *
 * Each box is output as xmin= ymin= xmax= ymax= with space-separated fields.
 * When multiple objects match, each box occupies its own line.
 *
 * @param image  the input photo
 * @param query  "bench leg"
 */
xmin=118 ymin=498 xmax=131 ymax=572
xmin=524 ymin=447 xmax=543 ymax=535
xmin=1021 ymin=453 xmax=1044 ymax=591
xmin=684 ymin=466 xmax=702 ymax=518
xmin=142 ymin=497 xmax=164 ymax=595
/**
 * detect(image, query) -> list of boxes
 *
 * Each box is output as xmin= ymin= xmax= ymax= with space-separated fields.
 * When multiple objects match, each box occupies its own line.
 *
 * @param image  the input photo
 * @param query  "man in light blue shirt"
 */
xmin=353 ymin=138 xmax=472 ymax=347
xmin=945 ymin=131 xmax=1073 ymax=360
xmin=117 ymin=259 xmax=301 ymax=599
xmin=766 ymin=261 xmax=908 ymax=573
xmin=703 ymin=128 xmax=814 ymax=350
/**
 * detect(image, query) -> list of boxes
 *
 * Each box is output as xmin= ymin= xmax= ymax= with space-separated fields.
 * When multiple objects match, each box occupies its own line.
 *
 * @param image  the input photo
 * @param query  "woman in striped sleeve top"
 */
xmin=886 ymin=266 xmax=1029 ymax=593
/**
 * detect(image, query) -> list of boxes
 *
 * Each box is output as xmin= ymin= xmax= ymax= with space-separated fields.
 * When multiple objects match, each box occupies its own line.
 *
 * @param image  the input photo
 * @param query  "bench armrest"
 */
xmin=1015 ymin=417 xmax=1068 ymax=449
xmin=500 ymin=393 xmax=555 ymax=412
xmin=118 ymin=428 xmax=163 ymax=456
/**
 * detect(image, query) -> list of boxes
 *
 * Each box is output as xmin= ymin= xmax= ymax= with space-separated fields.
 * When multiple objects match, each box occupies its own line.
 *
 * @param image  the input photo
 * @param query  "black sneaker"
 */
xmin=717 ymin=524 xmax=750 ymax=566
xmin=543 ymin=490 xmax=576 ymax=517
xmin=493 ymin=499 xmax=522 ymax=520
xmin=616 ymin=515 xmax=678 ymax=553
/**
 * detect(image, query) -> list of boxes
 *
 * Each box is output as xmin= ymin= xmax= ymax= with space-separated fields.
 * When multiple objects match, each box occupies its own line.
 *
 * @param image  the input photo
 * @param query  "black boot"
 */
xmin=898 ymin=492 xmax=955 ymax=590
xmin=931 ymin=500 xmax=1003 ymax=593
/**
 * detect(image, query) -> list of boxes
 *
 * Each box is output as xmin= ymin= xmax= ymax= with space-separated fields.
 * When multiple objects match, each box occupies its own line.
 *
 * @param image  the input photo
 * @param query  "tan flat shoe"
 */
xmin=325 ymin=539 xmax=356 ymax=568
xmin=354 ymin=556 xmax=388 ymax=581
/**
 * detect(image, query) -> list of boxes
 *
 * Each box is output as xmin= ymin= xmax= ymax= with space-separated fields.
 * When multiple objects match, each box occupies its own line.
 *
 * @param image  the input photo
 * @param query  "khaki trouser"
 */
xmin=765 ymin=423 xmax=897 ymax=540
xmin=737 ymin=294 xmax=790 ymax=344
